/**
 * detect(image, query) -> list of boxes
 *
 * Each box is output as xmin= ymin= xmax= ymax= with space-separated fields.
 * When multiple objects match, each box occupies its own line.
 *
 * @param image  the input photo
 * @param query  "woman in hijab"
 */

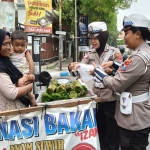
xmin=68 ymin=22 xmax=121 ymax=150
xmin=0 ymin=29 xmax=33 ymax=119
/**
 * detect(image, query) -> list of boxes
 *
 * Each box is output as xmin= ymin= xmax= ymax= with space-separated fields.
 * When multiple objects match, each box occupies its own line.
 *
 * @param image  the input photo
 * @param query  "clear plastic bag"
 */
xmin=75 ymin=63 xmax=94 ymax=82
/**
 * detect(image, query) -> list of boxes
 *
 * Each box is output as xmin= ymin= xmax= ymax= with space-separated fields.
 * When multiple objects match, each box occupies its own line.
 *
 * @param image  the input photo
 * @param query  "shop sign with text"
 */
xmin=24 ymin=0 xmax=52 ymax=34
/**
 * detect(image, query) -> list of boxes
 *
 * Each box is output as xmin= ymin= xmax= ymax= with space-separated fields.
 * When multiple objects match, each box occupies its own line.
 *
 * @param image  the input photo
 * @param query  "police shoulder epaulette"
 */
xmin=139 ymin=51 xmax=150 ymax=61
xmin=136 ymin=51 xmax=150 ymax=73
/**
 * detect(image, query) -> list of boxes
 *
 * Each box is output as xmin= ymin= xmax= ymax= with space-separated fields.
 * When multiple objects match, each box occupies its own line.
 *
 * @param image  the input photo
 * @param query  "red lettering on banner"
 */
xmin=75 ymin=127 xmax=98 ymax=141
xmin=83 ymin=130 xmax=88 ymax=140
xmin=29 ymin=10 xmax=41 ymax=17
xmin=28 ymin=1 xmax=49 ymax=7
xmin=24 ymin=26 xmax=52 ymax=34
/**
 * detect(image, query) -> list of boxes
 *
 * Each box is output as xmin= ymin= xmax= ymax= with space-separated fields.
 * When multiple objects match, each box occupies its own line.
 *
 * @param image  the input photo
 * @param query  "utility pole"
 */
xmin=74 ymin=0 xmax=78 ymax=62
xmin=59 ymin=0 xmax=63 ymax=70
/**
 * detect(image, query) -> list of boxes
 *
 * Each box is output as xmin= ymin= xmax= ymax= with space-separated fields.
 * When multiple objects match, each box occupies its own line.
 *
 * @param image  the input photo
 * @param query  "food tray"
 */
xmin=36 ymin=90 xmax=97 ymax=106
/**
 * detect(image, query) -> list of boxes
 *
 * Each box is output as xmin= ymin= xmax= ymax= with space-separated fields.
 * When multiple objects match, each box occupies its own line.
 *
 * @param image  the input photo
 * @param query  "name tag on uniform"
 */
xmin=120 ymin=92 xmax=132 ymax=115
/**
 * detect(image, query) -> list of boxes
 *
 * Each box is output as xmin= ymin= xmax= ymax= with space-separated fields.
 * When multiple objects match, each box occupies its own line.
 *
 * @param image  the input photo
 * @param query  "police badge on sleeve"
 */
xmin=120 ymin=59 xmax=132 ymax=71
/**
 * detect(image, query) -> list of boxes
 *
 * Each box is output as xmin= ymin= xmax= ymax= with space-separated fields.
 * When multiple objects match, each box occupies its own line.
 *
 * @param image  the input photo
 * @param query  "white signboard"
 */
xmin=34 ymin=62 xmax=40 ymax=75
xmin=34 ymin=41 xmax=40 ymax=54
xmin=56 ymin=30 xmax=66 ymax=35
xmin=78 ymin=46 xmax=90 ymax=52
xmin=0 ymin=101 xmax=100 ymax=150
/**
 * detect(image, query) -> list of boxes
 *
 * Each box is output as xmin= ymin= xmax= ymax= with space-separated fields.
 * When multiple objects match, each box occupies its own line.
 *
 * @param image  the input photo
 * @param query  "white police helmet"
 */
xmin=88 ymin=22 xmax=107 ymax=37
xmin=122 ymin=14 xmax=150 ymax=31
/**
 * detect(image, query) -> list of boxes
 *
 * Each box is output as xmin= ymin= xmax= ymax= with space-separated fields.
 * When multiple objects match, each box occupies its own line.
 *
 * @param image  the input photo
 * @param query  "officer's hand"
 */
xmin=91 ymin=62 xmax=107 ymax=82
xmin=89 ymin=69 xmax=94 ymax=76
xmin=105 ymin=67 xmax=113 ymax=74
xmin=89 ymin=62 xmax=96 ymax=76
xmin=101 ymin=61 xmax=113 ymax=68
xmin=91 ymin=62 xmax=97 ymax=68
xmin=69 ymin=62 xmax=79 ymax=72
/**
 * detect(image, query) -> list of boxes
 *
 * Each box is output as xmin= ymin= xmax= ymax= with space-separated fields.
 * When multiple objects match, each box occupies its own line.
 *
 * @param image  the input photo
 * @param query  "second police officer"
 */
xmin=69 ymin=22 xmax=122 ymax=150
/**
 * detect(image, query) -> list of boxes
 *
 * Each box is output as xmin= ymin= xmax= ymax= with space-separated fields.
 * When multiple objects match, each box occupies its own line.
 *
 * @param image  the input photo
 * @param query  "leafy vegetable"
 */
xmin=41 ymin=92 xmax=52 ymax=102
xmin=51 ymin=93 xmax=62 ymax=100
xmin=41 ymin=80 xmax=88 ymax=102
xmin=60 ymin=91 xmax=69 ymax=99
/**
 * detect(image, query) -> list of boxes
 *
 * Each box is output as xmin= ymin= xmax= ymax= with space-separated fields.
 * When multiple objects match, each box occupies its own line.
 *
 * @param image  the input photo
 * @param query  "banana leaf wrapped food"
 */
xmin=46 ymin=79 xmax=58 ymax=94
xmin=77 ymin=85 xmax=88 ymax=97
xmin=69 ymin=91 xmax=78 ymax=99
xmin=82 ymin=85 xmax=88 ymax=93
xmin=72 ymin=80 xmax=83 ymax=93
xmin=41 ymin=79 xmax=89 ymax=102
xmin=56 ymin=83 xmax=66 ymax=93
xmin=47 ymin=84 xmax=57 ymax=94
xmin=65 ymin=83 xmax=74 ymax=92
xmin=51 ymin=79 xmax=58 ymax=85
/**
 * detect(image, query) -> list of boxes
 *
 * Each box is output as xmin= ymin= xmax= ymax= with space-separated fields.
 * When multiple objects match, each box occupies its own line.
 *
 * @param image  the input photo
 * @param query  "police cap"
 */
xmin=122 ymin=14 xmax=150 ymax=31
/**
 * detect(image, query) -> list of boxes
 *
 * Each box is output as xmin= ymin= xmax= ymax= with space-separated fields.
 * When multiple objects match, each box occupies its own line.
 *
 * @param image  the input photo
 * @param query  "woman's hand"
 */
xmin=28 ymin=74 xmax=35 ymax=82
xmin=17 ymin=83 xmax=33 ymax=98
xmin=69 ymin=62 xmax=80 ymax=72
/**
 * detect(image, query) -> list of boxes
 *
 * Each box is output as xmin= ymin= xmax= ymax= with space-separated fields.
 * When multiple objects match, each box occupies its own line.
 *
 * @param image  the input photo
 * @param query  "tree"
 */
xmin=56 ymin=0 xmax=137 ymax=46
xmin=78 ymin=0 xmax=137 ymax=46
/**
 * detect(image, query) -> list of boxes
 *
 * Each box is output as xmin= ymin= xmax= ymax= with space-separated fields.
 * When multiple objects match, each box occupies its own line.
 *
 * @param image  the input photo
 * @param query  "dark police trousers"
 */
xmin=96 ymin=101 xmax=119 ymax=150
xmin=119 ymin=127 xmax=150 ymax=150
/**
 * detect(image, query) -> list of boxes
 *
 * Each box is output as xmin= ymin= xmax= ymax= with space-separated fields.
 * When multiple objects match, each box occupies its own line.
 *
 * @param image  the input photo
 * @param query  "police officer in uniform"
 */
xmin=69 ymin=22 xmax=121 ymax=150
xmin=93 ymin=14 xmax=150 ymax=150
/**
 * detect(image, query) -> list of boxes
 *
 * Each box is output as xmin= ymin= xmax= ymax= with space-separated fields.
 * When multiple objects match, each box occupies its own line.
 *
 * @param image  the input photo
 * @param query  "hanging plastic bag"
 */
xmin=75 ymin=63 xmax=95 ymax=82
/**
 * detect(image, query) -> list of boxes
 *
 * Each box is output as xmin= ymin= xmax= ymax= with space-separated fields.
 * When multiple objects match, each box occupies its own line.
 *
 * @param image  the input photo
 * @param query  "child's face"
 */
xmin=12 ymin=39 xmax=27 ymax=53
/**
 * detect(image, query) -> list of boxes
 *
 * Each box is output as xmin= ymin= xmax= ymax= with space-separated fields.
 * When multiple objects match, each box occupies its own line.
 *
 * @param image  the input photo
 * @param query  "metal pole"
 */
xmin=74 ymin=0 xmax=78 ymax=62
xmin=59 ymin=0 xmax=63 ymax=70
xmin=32 ymin=36 xmax=41 ymax=99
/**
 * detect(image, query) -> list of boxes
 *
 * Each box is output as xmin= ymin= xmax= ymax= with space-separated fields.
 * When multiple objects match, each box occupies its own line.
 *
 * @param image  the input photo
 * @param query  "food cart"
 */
xmin=0 ymin=78 xmax=101 ymax=150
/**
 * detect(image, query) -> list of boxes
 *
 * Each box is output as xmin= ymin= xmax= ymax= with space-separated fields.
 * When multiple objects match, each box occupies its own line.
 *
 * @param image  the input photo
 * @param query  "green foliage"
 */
xmin=47 ymin=65 xmax=55 ymax=69
xmin=108 ymin=31 xmax=119 ymax=47
xmin=127 ymin=49 xmax=132 ymax=55
xmin=56 ymin=0 xmax=137 ymax=46
xmin=117 ymin=39 xmax=125 ymax=46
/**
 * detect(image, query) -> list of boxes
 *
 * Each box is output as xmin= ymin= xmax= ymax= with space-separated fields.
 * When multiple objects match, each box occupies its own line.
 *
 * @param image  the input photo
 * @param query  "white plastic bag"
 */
xmin=75 ymin=63 xmax=94 ymax=82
